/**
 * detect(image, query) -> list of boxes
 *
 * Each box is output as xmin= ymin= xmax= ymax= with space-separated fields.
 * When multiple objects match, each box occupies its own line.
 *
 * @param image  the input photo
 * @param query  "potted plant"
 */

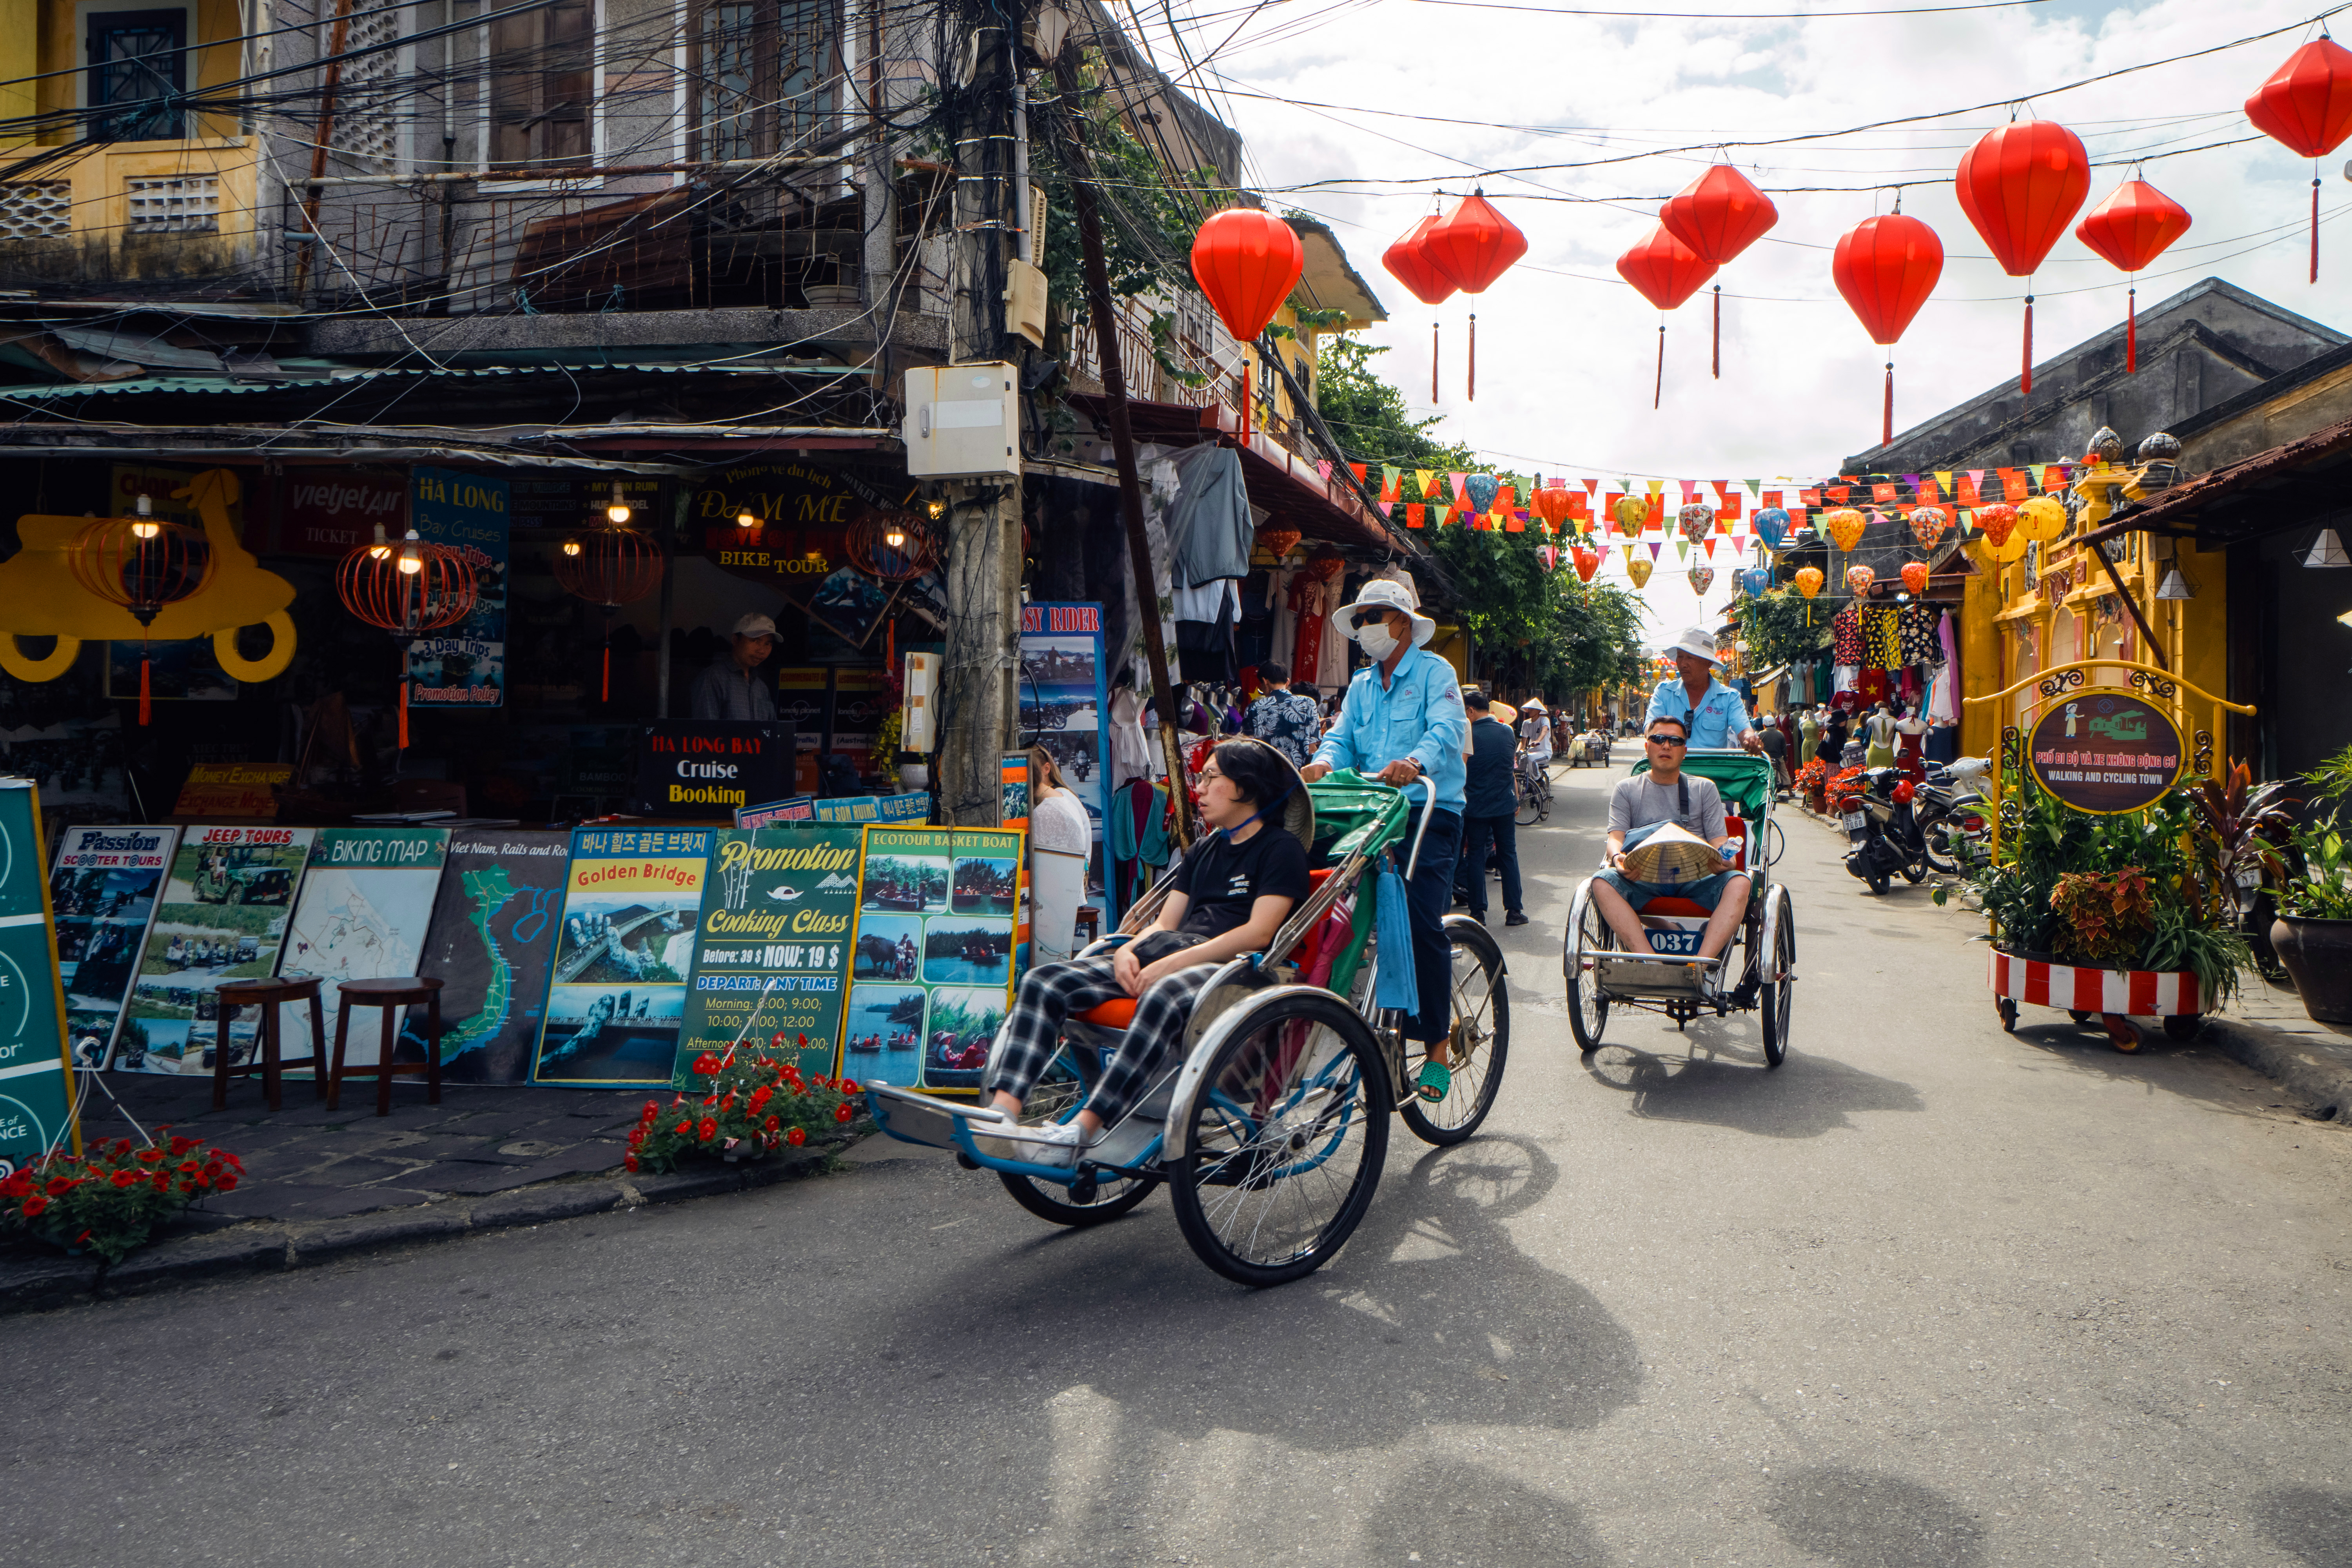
xmin=0 ymin=1131 xmax=245 ymax=1263
xmin=2271 ymin=743 xmax=2352 ymax=1024
xmin=626 ymin=1049 xmax=865 ymax=1174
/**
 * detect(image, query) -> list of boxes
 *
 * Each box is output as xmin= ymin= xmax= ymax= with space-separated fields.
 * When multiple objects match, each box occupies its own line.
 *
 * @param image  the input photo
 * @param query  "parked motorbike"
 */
xmin=1843 ymin=766 xmax=1929 ymax=894
xmin=1915 ymin=757 xmax=1993 ymax=875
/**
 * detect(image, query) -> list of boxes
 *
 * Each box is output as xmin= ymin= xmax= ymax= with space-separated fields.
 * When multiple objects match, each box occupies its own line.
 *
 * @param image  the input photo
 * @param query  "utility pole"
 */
xmin=935 ymin=10 xmax=1024 ymax=826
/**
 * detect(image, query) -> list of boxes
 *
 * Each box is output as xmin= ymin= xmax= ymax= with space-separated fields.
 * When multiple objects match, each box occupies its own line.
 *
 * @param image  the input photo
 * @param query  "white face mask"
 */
xmin=1356 ymin=619 xmax=1398 ymax=660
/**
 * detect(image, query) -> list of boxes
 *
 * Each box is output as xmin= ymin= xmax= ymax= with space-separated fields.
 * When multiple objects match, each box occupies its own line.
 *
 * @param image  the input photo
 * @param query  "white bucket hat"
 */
xmin=1337 ymin=578 xmax=1436 ymax=648
xmin=1661 ymin=626 xmax=1722 ymax=666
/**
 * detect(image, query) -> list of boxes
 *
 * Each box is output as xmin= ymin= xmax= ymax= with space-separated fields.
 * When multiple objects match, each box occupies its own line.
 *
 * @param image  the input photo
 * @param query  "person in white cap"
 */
xmin=691 ymin=612 xmax=780 ymax=721
xmin=1299 ymin=577 xmax=1471 ymax=1105
xmin=1644 ymin=627 xmax=1761 ymax=753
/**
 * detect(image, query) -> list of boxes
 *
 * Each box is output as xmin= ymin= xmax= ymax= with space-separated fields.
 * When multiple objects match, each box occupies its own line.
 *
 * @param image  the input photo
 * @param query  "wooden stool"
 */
xmin=213 ymin=977 xmax=327 ymax=1112
xmin=329 ymin=977 xmax=445 ymax=1117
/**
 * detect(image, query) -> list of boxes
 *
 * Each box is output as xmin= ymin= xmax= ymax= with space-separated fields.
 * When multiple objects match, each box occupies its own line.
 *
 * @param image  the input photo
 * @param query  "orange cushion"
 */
xmin=1641 ymin=897 xmax=1711 ymax=918
xmin=1308 ymin=867 xmax=1334 ymax=886
xmin=1076 ymin=998 xmax=1138 ymax=1027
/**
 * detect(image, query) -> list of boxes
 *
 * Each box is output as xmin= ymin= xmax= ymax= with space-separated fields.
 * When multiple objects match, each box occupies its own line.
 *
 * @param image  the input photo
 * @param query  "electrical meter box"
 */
xmin=903 ymin=363 xmax=1020 ymax=479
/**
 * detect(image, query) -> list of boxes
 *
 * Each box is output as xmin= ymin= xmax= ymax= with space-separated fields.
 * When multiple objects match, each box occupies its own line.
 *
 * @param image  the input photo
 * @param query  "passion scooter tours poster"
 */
xmin=275 ymin=829 xmax=451 ymax=1075
xmin=397 ymin=829 xmax=571 ymax=1084
xmin=530 ymin=827 xmax=707 ymax=1087
xmin=845 ymin=826 xmax=1024 ymax=1094
xmin=48 ymin=824 xmax=178 ymax=1069
xmin=674 ymin=827 xmax=862 ymax=1085
xmin=120 ymin=826 xmax=316 ymax=1076
xmin=0 ymin=782 xmax=77 ymax=1169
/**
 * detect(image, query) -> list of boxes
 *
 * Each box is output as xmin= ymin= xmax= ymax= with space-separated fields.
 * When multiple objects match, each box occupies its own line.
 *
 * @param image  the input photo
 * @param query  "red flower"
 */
xmin=641 ymin=1101 xmax=659 ymax=1123
xmin=0 ymin=1174 xmax=28 ymax=1199
xmin=675 ymin=1120 xmax=693 ymax=1136
xmin=168 ymin=1135 xmax=198 ymax=1156
xmin=114 ymin=1138 xmax=133 ymax=1155
xmin=838 ymin=1078 xmax=860 ymax=1094
xmin=46 ymin=1176 xmax=77 ymax=1195
xmin=178 ymin=1160 xmax=200 ymax=1174
xmin=763 ymin=1114 xmax=781 ymax=1132
xmin=623 ymin=1154 xmax=640 ymax=1172
xmin=834 ymin=1104 xmax=854 ymax=1123
xmin=786 ymin=1127 xmax=806 ymax=1147
xmin=701 ymin=1095 xmax=718 ymax=1107
xmin=152 ymin=1173 xmax=171 ymax=1193
xmin=22 ymin=1194 xmax=47 ymax=1217
xmin=795 ymin=1034 xmax=808 ymax=1048
xmin=216 ymin=1174 xmax=238 ymax=1192
xmin=698 ymin=1118 xmax=717 ymax=1142
xmin=179 ymin=1179 xmax=197 ymax=1194
xmin=221 ymin=1152 xmax=245 ymax=1172
xmin=111 ymin=1170 xmax=141 ymax=1189
xmin=627 ymin=1129 xmax=645 ymax=1149
xmin=136 ymin=1148 xmax=163 ymax=1164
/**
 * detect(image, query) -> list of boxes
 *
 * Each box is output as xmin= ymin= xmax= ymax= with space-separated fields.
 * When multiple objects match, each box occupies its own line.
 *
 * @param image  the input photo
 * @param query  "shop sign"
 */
xmin=110 ymin=463 xmax=243 ymax=541
xmin=2028 ymin=693 xmax=2184 ymax=814
xmin=531 ymin=827 xmax=709 ymax=1088
xmin=47 ymin=824 xmax=178 ymax=1071
xmin=509 ymin=475 xmax=666 ymax=534
xmin=839 ymin=826 xmax=1025 ymax=1094
xmin=0 ymin=783 xmax=76 ymax=1171
xmin=275 ymin=469 xmax=407 ymax=556
xmin=400 ymin=828 xmax=572 ymax=1085
xmin=633 ymin=720 xmax=791 ymax=817
xmin=674 ymin=826 xmax=863 ymax=1082
xmin=171 ymin=763 xmax=291 ymax=817
xmin=408 ymin=466 xmax=509 ymax=709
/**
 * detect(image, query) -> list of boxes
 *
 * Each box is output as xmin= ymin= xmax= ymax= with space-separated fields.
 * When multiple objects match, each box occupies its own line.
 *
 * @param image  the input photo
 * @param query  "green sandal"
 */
xmin=1416 ymin=1060 xmax=1452 ymax=1103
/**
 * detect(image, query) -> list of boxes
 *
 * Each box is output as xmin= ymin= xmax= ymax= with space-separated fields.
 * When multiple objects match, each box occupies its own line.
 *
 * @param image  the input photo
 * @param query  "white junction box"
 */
xmin=903 ymin=362 xmax=1020 ymax=479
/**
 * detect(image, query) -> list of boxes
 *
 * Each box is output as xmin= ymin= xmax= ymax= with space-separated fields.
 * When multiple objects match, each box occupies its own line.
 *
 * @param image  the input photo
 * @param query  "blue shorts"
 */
xmin=1593 ymin=867 xmax=1748 ymax=913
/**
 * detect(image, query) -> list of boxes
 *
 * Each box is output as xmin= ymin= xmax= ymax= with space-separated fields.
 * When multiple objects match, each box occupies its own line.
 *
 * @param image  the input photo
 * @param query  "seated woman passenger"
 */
xmin=984 ymin=739 xmax=1311 ymax=1165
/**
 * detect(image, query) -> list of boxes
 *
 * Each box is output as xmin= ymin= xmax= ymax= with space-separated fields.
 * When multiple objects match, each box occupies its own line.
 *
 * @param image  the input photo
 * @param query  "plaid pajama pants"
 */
xmin=985 ymin=952 xmax=1221 ymax=1125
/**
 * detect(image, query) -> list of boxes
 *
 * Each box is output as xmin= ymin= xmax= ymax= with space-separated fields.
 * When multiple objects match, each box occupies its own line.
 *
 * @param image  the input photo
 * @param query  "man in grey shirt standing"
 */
xmin=1590 ymin=712 xmax=1751 ymax=985
xmin=691 ymin=613 xmax=779 ymax=721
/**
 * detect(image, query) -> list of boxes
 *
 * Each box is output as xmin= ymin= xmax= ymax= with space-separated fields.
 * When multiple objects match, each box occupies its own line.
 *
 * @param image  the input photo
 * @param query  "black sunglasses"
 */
xmin=1645 ymin=732 xmax=1688 ymax=746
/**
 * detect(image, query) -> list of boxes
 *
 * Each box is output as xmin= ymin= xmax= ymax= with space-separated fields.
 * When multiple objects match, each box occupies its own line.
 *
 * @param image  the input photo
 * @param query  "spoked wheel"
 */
xmin=1758 ymin=883 xmax=1795 ymax=1067
xmin=995 ymin=1043 xmax=1155 ymax=1227
xmin=1401 ymin=916 xmax=1510 ymax=1146
xmin=1514 ymin=780 xmax=1542 ymax=827
xmin=1167 ymin=990 xmax=1390 ymax=1288
xmin=1566 ymin=884 xmax=1612 ymax=1054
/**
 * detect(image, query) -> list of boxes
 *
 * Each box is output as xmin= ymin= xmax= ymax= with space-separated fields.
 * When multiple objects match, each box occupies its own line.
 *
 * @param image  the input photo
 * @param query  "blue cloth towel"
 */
xmin=1373 ymin=860 xmax=1420 ymax=1014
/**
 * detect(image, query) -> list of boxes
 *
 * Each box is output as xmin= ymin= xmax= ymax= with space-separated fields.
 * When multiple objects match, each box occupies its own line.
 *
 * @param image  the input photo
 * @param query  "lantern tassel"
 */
xmin=1711 ymin=285 xmax=1721 ymax=380
xmin=1468 ymin=312 xmax=1477 ymax=402
xmin=1431 ymin=318 xmax=1439 ymax=404
xmin=1654 ymin=323 xmax=1665 ymax=412
xmin=1883 ymin=361 xmax=1894 ymax=447
xmin=2313 ymin=174 xmax=2322 ymax=285
xmin=2126 ymin=286 xmax=2137 ymax=374
xmin=602 ymin=642 xmax=612 ymax=704
xmin=139 ymin=656 xmax=151 ymax=727
xmin=398 ymin=677 xmax=409 ymax=750
xmin=1241 ymin=362 xmax=1252 ymax=442
xmin=2021 ymin=295 xmax=2034 ymax=396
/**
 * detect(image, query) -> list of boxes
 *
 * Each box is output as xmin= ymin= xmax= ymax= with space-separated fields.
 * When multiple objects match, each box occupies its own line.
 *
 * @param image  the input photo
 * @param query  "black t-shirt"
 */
xmin=1168 ymin=823 xmax=1312 ymax=940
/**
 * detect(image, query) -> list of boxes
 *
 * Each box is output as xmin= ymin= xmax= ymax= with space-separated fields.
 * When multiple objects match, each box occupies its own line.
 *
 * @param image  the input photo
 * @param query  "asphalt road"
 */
xmin=8 ymin=766 xmax=2352 ymax=1568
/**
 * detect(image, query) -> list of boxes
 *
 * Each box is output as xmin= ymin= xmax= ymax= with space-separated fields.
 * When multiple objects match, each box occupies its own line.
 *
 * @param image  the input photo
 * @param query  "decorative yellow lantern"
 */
xmin=1795 ymin=566 xmax=1824 ymax=598
xmin=1625 ymin=554 xmax=1654 ymax=589
xmin=1614 ymin=495 xmax=1650 ymax=533
xmin=2014 ymin=494 xmax=2067 ymax=543
xmin=1824 ymin=507 xmax=1867 ymax=552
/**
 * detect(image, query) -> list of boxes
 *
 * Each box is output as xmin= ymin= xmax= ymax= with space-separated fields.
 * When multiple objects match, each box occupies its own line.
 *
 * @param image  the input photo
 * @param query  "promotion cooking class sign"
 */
xmin=674 ymin=827 xmax=863 ymax=1083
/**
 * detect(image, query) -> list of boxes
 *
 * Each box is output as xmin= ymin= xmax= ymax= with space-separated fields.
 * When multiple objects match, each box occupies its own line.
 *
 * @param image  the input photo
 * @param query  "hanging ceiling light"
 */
xmin=2301 ymin=527 xmax=2351 ymax=567
xmin=2156 ymin=568 xmax=2195 ymax=600
xmin=129 ymin=493 xmax=159 ymax=540
xmin=736 ymin=508 xmax=759 ymax=530
xmin=606 ymin=483 xmax=632 ymax=525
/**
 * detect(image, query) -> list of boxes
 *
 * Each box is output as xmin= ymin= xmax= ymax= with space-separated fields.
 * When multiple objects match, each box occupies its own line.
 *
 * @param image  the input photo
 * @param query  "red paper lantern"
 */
xmin=2074 ymin=179 xmax=2192 ymax=374
xmin=1383 ymin=214 xmax=1458 ymax=403
xmin=1830 ymin=213 xmax=1944 ymax=446
xmin=1534 ymin=485 xmax=1575 ymax=528
xmin=1660 ymin=164 xmax=1778 ymax=382
xmin=1901 ymin=561 xmax=1931 ymax=595
xmin=69 ymin=503 xmax=214 ymax=726
xmin=1572 ymin=545 xmax=1602 ymax=583
xmin=1418 ymin=190 xmax=1526 ymax=401
xmin=1616 ymin=225 xmax=1718 ymax=411
xmin=1191 ymin=208 xmax=1303 ymax=444
xmin=1955 ymin=119 xmax=2090 ymax=396
xmin=555 ymin=518 xmax=666 ymax=704
xmin=337 ymin=529 xmax=479 ymax=749
xmin=2244 ymin=36 xmax=2352 ymax=282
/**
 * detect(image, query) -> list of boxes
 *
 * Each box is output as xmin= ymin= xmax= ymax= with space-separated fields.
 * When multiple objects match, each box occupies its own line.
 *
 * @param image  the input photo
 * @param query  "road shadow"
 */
xmin=1997 ymin=1015 xmax=2308 ymax=1125
xmin=1581 ymin=1032 xmax=1924 ymax=1139
xmin=1363 ymin=1456 xmax=1611 ymax=1566
xmin=1765 ymin=1465 xmax=1988 ymax=1566
xmin=2254 ymin=1485 xmax=2352 ymax=1564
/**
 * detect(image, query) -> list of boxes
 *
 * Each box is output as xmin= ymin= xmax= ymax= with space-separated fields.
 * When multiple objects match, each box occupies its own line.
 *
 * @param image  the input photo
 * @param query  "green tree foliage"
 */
xmin=1731 ymin=589 xmax=1833 ymax=673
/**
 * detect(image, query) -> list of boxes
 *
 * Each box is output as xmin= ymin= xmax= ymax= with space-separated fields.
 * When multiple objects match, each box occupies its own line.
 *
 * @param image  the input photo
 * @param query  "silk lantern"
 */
xmin=1831 ymin=212 xmax=1944 ymax=445
xmin=1901 ymin=561 xmax=1931 ymax=595
xmin=1846 ymin=563 xmax=1876 ymax=595
xmin=1465 ymin=473 xmax=1501 ymax=517
xmin=1191 ymin=208 xmax=1305 ymax=441
xmin=1795 ymin=566 xmax=1825 ymax=598
xmin=2243 ymin=36 xmax=2352 ymax=282
xmin=1955 ymin=118 xmax=2091 ymax=395
xmin=1572 ymin=544 xmax=1602 ymax=583
xmin=1824 ymin=507 xmax=1867 ymax=552
xmin=2074 ymin=178 xmax=2192 ymax=372
xmin=1615 ymin=494 xmax=1651 ymax=533
xmin=1418 ymin=190 xmax=1527 ymax=401
xmin=1908 ymin=505 xmax=1951 ymax=550
xmin=1753 ymin=506 xmax=1790 ymax=550
xmin=1687 ymin=564 xmax=1715 ymax=596
xmin=1974 ymin=502 xmax=2019 ymax=547
xmin=1678 ymin=503 xmax=1715 ymax=544
xmin=1534 ymin=485 xmax=1575 ymax=529
xmin=1743 ymin=566 xmax=1771 ymax=598
xmin=1383 ymin=213 xmax=1457 ymax=402
xmin=1659 ymin=164 xmax=1779 ymax=379
xmin=1625 ymin=554 xmax=1654 ymax=589
xmin=2015 ymin=494 xmax=2067 ymax=543
xmin=1616 ymin=225 xmax=1718 ymax=410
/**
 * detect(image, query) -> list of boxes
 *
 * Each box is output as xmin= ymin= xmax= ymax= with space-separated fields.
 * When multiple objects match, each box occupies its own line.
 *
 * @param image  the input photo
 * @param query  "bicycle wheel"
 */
xmin=1167 ymin=990 xmax=1390 ymax=1288
xmin=1401 ymin=916 xmax=1510 ymax=1146
xmin=1566 ymin=884 xmax=1612 ymax=1053
xmin=1758 ymin=883 xmax=1794 ymax=1067
xmin=995 ymin=1043 xmax=1156 ymax=1227
xmin=1514 ymin=774 xmax=1542 ymax=827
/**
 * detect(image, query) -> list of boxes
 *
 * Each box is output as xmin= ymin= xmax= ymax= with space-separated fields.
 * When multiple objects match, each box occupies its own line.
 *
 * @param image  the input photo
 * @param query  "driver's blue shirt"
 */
xmin=1645 ymin=674 xmax=1751 ymax=748
xmin=1311 ymin=644 xmax=1467 ymax=812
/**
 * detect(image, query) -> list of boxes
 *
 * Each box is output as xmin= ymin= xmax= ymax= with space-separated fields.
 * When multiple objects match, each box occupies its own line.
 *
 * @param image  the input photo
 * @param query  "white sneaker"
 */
xmin=1027 ymin=1119 xmax=1089 ymax=1168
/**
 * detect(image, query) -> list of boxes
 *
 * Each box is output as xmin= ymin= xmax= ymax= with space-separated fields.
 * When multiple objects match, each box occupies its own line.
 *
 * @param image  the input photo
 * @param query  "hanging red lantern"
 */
xmin=1901 ymin=561 xmax=1931 ymax=595
xmin=1191 ymin=207 xmax=1305 ymax=443
xmin=337 ymin=526 xmax=479 ymax=750
xmin=554 ymin=505 xmax=666 ymax=704
xmin=2074 ymin=178 xmax=2192 ymax=374
xmin=1572 ymin=544 xmax=1602 ymax=583
xmin=1616 ymin=225 xmax=1718 ymax=411
xmin=1534 ymin=485 xmax=1575 ymax=530
xmin=2244 ymin=35 xmax=2352 ymax=283
xmin=1383 ymin=213 xmax=1458 ymax=405
xmin=1954 ymin=118 xmax=2091 ymax=396
xmin=1418 ymin=190 xmax=1527 ymax=402
xmin=1830 ymin=212 xmax=1944 ymax=446
xmin=69 ymin=496 xmax=214 ymax=726
xmin=1659 ymin=164 xmax=1779 ymax=381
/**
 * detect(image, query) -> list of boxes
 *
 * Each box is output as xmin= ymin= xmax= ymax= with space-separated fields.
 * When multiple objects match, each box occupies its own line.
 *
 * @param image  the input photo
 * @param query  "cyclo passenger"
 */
xmin=1298 ymin=579 xmax=1469 ymax=1103
xmin=1589 ymin=711 xmax=1756 ymax=1003
xmin=982 ymin=739 xmax=1310 ymax=1166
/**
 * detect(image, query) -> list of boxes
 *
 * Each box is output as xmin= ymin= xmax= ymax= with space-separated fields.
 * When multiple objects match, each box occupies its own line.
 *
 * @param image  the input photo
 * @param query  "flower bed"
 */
xmin=1 ymin=1132 xmax=245 ymax=1262
xmin=628 ymin=1050 xmax=864 ymax=1174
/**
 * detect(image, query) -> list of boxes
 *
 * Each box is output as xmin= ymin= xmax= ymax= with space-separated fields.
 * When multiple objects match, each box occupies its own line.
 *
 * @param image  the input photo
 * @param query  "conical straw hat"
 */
xmin=1621 ymin=820 xmax=1722 ymax=885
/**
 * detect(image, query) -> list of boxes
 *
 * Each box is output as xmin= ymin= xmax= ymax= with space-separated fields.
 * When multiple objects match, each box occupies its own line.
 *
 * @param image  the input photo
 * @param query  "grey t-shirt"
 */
xmin=1607 ymin=772 xmax=1726 ymax=842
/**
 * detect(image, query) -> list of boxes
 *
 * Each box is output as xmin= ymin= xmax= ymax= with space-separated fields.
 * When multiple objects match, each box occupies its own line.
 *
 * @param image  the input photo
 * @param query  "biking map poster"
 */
xmin=397 ymin=829 xmax=571 ymax=1084
xmin=47 ymin=824 xmax=178 ymax=1070
xmin=675 ymin=827 xmax=862 ymax=1086
xmin=530 ymin=827 xmax=708 ymax=1087
xmin=119 ymin=826 xmax=316 ymax=1076
xmin=844 ymin=826 xmax=1025 ymax=1096
xmin=276 ymin=829 xmax=452 ymax=1075
xmin=0 ymin=782 xmax=77 ymax=1169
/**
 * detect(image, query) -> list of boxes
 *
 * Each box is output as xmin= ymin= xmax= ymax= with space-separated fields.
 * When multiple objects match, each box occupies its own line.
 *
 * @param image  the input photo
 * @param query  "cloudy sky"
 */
xmin=1123 ymin=0 xmax=2347 ymax=644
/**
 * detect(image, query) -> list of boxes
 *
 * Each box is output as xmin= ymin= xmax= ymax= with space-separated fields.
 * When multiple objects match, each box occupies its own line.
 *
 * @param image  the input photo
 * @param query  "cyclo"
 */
xmin=862 ymin=771 xmax=1509 ymax=1287
xmin=1561 ymin=748 xmax=1797 ymax=1063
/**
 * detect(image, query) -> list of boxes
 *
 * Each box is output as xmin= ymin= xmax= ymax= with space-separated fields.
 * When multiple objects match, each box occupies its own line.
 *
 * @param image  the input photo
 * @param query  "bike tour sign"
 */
xmin=2027 ymin=691 xmax=2185 ymax=814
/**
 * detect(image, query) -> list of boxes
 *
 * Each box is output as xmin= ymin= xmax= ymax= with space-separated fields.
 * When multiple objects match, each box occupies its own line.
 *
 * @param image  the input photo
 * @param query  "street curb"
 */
xmin=2198 ymin=1017 xmax=2352 ymax=1122
xmin=3 ymin=1139 xmax=857 ymax=1316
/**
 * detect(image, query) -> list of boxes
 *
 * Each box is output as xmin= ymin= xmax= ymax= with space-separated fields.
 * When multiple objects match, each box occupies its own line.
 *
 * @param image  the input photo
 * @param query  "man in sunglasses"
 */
xmin=1591 ymin=712 xmax=1752 ymax=994
xmin=1644 ymin=626 xmax=1762 ymax=753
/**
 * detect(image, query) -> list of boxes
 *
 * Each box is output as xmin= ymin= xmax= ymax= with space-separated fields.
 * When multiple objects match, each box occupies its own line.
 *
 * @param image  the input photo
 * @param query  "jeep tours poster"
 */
xmin=120 ymin=826 xmax=316 ymax=1076
xmin=397 ymin=829 xmax=572 ymax=1084
xmin=47 ymin=824 xmax=178 ymax=1071
xmin=275 ymin=829 xmax=452 ymax=1075
xmin=845 ymin=826 xmax=1025 ymax=1095
xmin=530 ymin=826 xmax=708 ymax=1087
xmin=674 ymin=826 xmax=862 ymax=1086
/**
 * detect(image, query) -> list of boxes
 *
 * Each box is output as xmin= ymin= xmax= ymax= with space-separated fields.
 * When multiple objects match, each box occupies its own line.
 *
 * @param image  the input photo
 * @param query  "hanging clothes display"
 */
xmin=1166 ymin=444 xmax=1255 ymax=587
xmin=1831 ymin=603 xmax=1864 ymax=666
xmin=1267 ymin=565 xmax=1299 ymax=672
xmin=1861 ymin=604 xmax=1902 ymax=670
xmin=1107 ymin=686 xmax=1154 ymax=790
xmin=1897 ymin=604 xmax=1943 ymax=667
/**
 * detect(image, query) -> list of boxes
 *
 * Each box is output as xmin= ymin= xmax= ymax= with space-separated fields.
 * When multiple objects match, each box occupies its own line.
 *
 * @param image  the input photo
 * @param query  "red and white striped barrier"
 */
xmin=1988 ymin=949 xmax=2200 ymax=1017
